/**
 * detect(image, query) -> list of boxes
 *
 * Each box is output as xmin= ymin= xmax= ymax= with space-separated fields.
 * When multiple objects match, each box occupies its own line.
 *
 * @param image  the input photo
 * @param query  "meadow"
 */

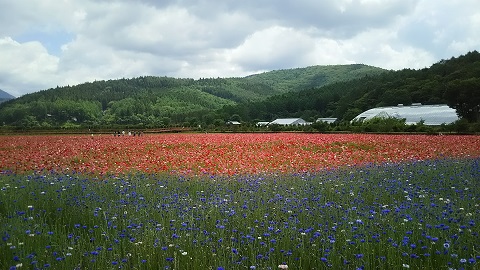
xmin=0 ymin=133 xmax=479 ymax=269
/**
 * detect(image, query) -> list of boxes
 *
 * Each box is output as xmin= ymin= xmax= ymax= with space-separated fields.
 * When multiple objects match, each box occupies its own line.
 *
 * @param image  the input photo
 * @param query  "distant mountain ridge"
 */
xmin=0 ymin=64 xmax=384 ymax=127
xmin=220 ymin=50 xmax=480 ymax=123
xmin=0 ymin=89 xmax=15 ymax=101
xmin=0 ymin=89 xmax=15 ymax=99
xmin=0 ymin=51 xmax=479 ymax=128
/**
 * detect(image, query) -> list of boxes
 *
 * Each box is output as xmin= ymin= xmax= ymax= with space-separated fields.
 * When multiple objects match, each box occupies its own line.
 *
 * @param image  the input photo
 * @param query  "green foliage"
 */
xmin=0 ymin=65 xmax=383 ymax=128
xmin=222 ymin=51 xmax=480 ymax=124
xmin=1 ymin=51 xmax=479 ymax=129
xmin=352 ymin=116 xmax=407 ymax=133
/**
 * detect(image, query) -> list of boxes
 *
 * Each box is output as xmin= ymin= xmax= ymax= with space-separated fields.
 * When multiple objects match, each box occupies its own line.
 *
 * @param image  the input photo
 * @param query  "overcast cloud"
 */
xmin=1 ymin=0 xmax=479 ymax=97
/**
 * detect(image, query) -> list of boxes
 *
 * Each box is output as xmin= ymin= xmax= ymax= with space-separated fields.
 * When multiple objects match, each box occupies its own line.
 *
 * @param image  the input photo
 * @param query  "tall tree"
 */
xmin=445 ymin=78 xmax=480 ymax=122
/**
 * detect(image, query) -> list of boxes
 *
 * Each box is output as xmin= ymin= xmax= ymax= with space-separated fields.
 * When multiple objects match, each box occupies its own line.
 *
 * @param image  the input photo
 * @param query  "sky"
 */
xmin=1 ymin=0 xmax=479 ymax=97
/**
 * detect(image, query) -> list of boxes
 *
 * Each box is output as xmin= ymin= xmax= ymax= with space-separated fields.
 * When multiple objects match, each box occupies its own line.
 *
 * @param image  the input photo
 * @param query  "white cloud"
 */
xmin=0 ymin=0 xmax=479 ymax=96
xmin=229 ymin=26 xmax=317 ymax=71
xmin=0 ymin=37 xmax=59 ymax=97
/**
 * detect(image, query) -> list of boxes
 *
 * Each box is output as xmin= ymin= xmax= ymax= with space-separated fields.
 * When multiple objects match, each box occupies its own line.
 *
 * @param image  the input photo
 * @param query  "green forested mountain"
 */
xmin=220 ymin=51 xmax=480 ymax=123
xmin=0 ymin=51 xmax=479 ymax=129
xmin=0 ymin=64 xmax=384 ymax=128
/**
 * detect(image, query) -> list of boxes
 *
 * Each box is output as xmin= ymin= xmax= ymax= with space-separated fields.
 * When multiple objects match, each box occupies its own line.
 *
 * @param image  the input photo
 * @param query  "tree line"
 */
xmin=0 ymin=51 xmax=478 ymax=131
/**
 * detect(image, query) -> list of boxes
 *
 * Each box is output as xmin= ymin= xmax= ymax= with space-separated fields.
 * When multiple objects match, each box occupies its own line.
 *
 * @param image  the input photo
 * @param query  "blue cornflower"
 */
xmin=217 ymin=267 xmax=225 ymax=270
xmin=112 ymin=261 xmax=118 ymax=265
xmin=232 ymin=248 xmax=238 ymax=254
xmin=355 ymin=254 xmax=364 ymax=259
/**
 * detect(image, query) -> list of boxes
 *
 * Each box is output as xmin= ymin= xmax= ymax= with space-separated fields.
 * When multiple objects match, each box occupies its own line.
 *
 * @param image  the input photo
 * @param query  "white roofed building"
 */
xmin=269 ymin=118 xmax=307 ymax=126
xmin=352 ymin=104 xmax=459 ymax=125
xmin=317 ymin=118 xmax=337 ymax=124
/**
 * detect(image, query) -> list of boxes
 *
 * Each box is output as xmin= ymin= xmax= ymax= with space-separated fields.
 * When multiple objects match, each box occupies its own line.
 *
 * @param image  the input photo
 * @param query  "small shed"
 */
xmin=317 ymin=118 xmax=337 ymax=124
xmin=256 ymin=121 xmax=270 ymax=127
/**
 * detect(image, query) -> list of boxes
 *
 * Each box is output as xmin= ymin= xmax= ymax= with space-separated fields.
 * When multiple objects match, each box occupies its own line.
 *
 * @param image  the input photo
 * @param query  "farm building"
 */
xmin=269 ymin=118 xmax=308 ymax=126
xmin=317 ymin=118 xmax=337 ymax=124
xmin=256 ymin=121 xmax=270 ymax=127
xmin=352 ymin=104 xmax=459 ymax=125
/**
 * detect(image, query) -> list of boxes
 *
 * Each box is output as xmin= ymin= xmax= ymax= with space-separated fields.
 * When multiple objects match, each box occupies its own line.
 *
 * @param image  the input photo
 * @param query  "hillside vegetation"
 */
xmin=0 ymin=64 xmax=383 ymax=128
xmin=221 ymin=51 xmax=480 ymax=124
xmin=0 ymin=51 xmax=479 ymax=130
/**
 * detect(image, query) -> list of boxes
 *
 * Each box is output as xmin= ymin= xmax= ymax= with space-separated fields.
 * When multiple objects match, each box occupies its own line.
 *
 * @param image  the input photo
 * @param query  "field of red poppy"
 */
xmin=1 ymin=133 xmax=480 ymax=175
xmin=1 ymin=133 xmax=480 ymax=269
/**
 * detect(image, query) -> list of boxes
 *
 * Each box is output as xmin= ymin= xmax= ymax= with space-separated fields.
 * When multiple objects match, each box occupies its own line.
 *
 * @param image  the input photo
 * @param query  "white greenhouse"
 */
xmin=352 ymin=104 xmax=459 ymax=125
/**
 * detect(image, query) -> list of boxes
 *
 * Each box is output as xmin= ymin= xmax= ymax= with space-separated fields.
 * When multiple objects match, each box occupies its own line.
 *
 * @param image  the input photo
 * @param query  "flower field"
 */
xmin=1 ymin=133 xmax=480 ymax=175
xmin=0 ymin=133 xmax=479 ymax=269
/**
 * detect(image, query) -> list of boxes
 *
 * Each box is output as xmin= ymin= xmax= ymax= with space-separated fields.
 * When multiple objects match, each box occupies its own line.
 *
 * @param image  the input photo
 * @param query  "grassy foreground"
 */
xmin=1 ymin=158 xmax=479 ymax=269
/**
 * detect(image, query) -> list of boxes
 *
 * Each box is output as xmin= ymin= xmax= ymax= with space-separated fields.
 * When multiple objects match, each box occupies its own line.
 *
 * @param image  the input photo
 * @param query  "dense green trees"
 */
xmin=0 ymin=65 xmax=383 ymax=128
xmin=445 ymin=78 xmax=480 ymax=122
xmin=221 ymin=51 xmax=480 ymax=124
xmin=0 ymin=51 xmax=479 ymax=130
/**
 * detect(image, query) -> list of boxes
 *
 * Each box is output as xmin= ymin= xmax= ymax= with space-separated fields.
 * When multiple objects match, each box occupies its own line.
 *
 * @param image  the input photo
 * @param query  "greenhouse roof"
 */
xmin=352 ymin=104 xmax=459 ymax=125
